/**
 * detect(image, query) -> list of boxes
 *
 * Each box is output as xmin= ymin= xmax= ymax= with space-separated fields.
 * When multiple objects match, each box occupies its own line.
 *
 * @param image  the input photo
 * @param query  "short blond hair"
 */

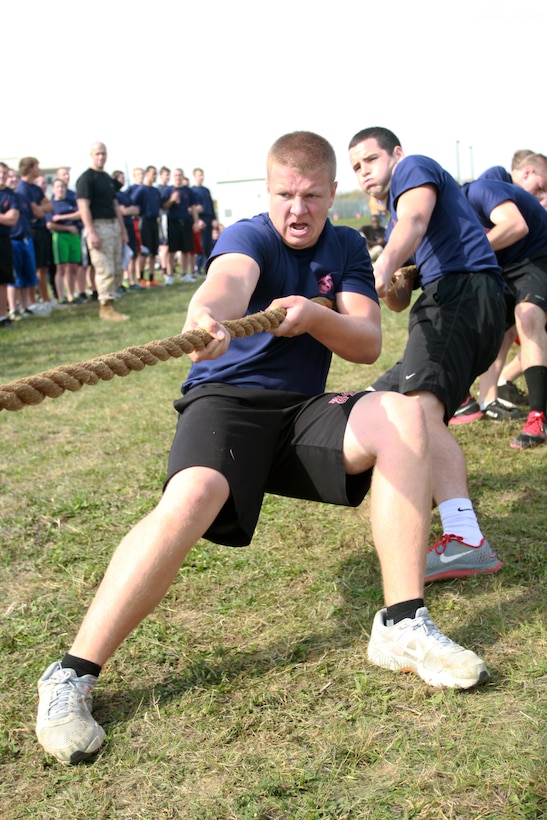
xmin=511 ymin=149 xmax=534 ymax=170
xmin=521 ymin=153 xmax=547 ymax=175
xmin=267 ymin=132 xmax=336 ymax=184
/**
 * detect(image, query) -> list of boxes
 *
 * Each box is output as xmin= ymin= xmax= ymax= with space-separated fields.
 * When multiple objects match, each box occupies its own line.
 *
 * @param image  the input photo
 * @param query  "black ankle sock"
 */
xmin=385 ymin=598 xmax=425 ymax=626
xmin=61 ymin=653 xmax=102 ymax=679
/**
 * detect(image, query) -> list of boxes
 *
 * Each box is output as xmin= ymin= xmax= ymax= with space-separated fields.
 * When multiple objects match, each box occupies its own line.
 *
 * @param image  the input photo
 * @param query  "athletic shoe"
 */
xmin=181 ymin=274 xmax=197 ymax=283
xmin=498 ymin=380 xmax=528 ymax=407
xmin=449 ymin=395 xmax=483 ymax=425
xmin=425 ymin=535 xmax=503 ymax=582
xmin=146 ymin=280 xmax=160 ymax=287
xmin=367 ymin=607 xmax=490 ymax=689
xmin=510 ymin=411 xmax=547 ymax=450
xmin=0 ymin=316 xmax=15 ymax=328
xmin=164 ymin=275 xmax=174 ymax=285
xmin=27 ymin=302 xmax=52 ymax=316
xmin=483 ymin=399 xmax=527 ymax=422
xmin=36 ymin=661 xmax=105 ymax=764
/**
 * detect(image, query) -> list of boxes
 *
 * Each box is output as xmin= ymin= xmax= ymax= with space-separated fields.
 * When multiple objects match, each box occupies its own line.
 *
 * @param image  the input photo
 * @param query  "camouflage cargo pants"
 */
xmin=86 ymin=219 xmax=123 ymax=304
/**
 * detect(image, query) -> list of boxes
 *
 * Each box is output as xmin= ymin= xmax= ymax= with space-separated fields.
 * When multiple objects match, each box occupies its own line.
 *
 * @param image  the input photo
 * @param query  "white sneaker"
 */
xmin=36 ymin=661 xmax=105 ymax=764
xmin=181 ymin=274 xmax=197 ymax=283
xmin=164 ymin=275 xmax=174 ymax=285
xmin=27 ymin=302 xmax=52 ymax=316
xmin=367 ymin=607 xmax=490 ymax=689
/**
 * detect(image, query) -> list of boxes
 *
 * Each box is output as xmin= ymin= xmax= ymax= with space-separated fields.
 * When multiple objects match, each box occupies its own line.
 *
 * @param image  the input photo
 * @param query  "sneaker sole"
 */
xmin=425 ymin=559 xmax=503 ymax=583
xmin=367 ymin=644 xmax=491 ymax=689
xmin=510 ymin=436 xmax=546 ymax=450
xmin=449 ymin=411 xmax=484 ymax=425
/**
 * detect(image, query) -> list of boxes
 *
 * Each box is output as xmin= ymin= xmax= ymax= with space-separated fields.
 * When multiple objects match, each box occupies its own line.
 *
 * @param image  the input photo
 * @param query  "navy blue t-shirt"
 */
xmin=478 ymin=165 xmax=512 ymax=183
xmin=167 ymin=186 xmax=196 ymax=221
xmin=387 ymin=155 xmax=502 ymax=287
xmin=10 ymin=192 xmax=33 ymax=240
xmin=191 ymin=185 xmax=216 ymax=220
xmin=132 ymin=185 xmax=162 ymax=219
xmin=50 ymin=196 xmax=82 ymax=230
xmin=115 ymin=190 xmax=135 ymax=228
xmin=183 ymin=214 xmax=378 ymax=396
xmin=16 ymin=180 xmax=47 ymax=228
xmin=461 ymin=179 xmax=547 ymax=268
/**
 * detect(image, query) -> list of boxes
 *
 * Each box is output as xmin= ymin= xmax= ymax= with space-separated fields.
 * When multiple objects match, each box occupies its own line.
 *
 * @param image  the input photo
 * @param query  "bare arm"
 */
xmin=77 ymin=198 xmax=100 ymax=249
xmin=114 ymin=200 xmax=128 ymax=244
xmin=118 ymin=203 xmax=139 ymax=217
xmin=269 ymin=291 xmax=381 ymax=364
xmin=486 ymin=200 xmax=529 ymax=250
xmin=183 ymin=253 xmax=260 ymax=362
xmin=47 ymin=219 xmax=78 ymax=234
xmin=183 ymin=251 xmax=382 ymax=366
xmin=31 ymin=197 xmax=53 ymax=218
xmin=373 ymin=184 xmax=437 ymax=301
xmin=0 ymin=207 xmax=19 ymax=228
xmin=51 ymin=209 xmax=81 ymax=222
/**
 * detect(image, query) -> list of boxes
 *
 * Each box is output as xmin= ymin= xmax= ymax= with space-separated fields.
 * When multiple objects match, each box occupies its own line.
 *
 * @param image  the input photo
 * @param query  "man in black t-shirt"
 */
xmin=76 ymin=142 xmax=129 ymax=321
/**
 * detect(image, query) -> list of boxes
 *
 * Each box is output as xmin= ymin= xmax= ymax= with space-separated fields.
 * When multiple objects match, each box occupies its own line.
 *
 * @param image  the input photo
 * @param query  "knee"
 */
xmin=376 ymin=392 xmax=429 ymax=454
xmin=516 ymin=303 xmax=545 ymax=338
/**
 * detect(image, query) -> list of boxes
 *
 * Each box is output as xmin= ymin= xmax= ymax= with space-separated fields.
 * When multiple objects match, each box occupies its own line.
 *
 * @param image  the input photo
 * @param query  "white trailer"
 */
xmin=215 ymin=177 xmax=268 ymax=227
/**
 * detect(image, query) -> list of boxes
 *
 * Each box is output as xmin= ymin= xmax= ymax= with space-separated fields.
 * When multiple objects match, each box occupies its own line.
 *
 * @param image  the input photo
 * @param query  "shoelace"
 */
xmin=430 ymin=534 xmax=464 ymax=555
xmin=409 ymin=614 xmax=457 ymax=650
xmin=48 ymin=669 xmax=91 ymax=719
xmin=524 ymin=412 xmax=546 ymax=436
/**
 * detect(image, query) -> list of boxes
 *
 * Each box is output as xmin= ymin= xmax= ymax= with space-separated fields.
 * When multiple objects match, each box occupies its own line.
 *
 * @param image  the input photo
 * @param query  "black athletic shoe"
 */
xmin=449 ymin=395 xmax=483 ymax=425
xmin=483 ymin=399 xmax=527 ymax=422
xmin=497 ymin=381 xmax=528 ymax=407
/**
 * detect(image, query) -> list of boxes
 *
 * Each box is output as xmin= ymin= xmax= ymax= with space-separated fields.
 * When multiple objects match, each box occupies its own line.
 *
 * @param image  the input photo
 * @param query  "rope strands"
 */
xmin=0 ymin=306 xmax=291 ymax=413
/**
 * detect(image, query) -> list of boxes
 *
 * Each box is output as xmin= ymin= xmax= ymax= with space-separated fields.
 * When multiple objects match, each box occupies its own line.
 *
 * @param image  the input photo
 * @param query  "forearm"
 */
xmin=487 ymin=222 xmax=528 ymax=251
xmin=77 ymin=199 xmax=95 ymax=235
xmin=306 ymin=301 xmax=382 ymax=364
xmin=0 ymin=209 xmax=18 ymax=227
xmin=185 ymin=269 xmax=255 ymax=326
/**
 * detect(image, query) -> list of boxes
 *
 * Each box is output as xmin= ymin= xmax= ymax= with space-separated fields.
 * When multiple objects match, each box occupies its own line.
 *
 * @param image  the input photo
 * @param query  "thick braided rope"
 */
xmin=0 ymin=307 xmax=291 ymax=412
xmin=0 ymin=297 xmax=335 ymax=412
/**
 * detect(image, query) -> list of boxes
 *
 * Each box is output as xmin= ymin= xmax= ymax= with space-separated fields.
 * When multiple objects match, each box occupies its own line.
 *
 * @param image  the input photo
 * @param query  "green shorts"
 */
xmin=52 ymin=231 xmax=82 ymax=265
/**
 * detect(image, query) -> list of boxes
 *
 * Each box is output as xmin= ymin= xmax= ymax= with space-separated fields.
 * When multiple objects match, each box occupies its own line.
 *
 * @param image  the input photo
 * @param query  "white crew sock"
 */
xmin=438 ymin=498 xmax=483 ymax=546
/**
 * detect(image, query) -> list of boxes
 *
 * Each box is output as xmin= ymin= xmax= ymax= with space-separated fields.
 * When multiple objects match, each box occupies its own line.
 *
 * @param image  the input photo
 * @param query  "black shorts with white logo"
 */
xmin=372 ymin=271 xmax=505 ymax=422
xmin=165 ymin=384 xmax=373 ymax=546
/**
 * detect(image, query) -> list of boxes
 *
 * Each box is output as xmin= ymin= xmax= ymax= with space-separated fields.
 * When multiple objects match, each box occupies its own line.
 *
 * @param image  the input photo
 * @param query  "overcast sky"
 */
xmin=4 ymin=0 xmax=542 ymax=197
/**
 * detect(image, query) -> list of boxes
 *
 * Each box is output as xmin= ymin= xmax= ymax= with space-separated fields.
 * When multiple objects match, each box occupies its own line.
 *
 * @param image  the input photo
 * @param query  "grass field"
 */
xmin=0 ymin=270 xmax=545 ymax=819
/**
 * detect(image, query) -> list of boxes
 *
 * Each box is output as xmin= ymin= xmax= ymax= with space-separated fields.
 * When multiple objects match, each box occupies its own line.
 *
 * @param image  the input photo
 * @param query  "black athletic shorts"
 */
xmin=125 ymin=220 xmax=138 ymax=257
xmin=165 ymin=384 xmax=374 ymax=547
xmin=167 ymin=219 xmax=194 ymax=253
xmin=371 ymin=271 xmax=505 ymax=422
xmin=140 ymin=217 xmax=159 ymax=256
xmin=0 ymin=236 xmax=14 ymax=285
xmin=31 ymin=226 xmax=52 ymax=269
xmin=502 ymin=253 xmax=547 ymax=327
